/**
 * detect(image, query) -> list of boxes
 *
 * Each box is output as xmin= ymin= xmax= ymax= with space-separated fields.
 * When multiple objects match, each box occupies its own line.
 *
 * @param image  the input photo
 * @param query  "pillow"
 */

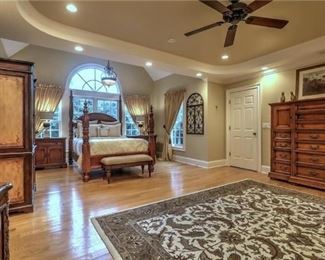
xmin=77 ymin=123 xmax=100 ymax=137
xmin=98 ymin=125 xmax=110 ymax=137
xmin=98 ymin=123 xmax=121 ymax=137
xmin=100 ymin=121 xmax=119 ymax=125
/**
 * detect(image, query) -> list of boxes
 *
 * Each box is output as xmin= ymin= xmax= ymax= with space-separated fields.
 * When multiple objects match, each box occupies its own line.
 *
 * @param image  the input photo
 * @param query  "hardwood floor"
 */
xmin=10 ymin=161 xmax=325 ymax=260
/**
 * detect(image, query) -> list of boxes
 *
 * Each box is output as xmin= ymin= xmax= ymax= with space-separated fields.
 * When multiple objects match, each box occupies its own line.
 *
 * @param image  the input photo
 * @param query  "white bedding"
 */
xmin=73 ymin=136 xmax=149 ymax=158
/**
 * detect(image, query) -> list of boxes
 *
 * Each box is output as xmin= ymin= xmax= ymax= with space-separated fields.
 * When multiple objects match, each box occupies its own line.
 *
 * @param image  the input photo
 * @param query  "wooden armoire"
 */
xmin=270 ymin=97 xmax=325 ymax=190
xmin=0 ymin=58 xmax=35 ymax=213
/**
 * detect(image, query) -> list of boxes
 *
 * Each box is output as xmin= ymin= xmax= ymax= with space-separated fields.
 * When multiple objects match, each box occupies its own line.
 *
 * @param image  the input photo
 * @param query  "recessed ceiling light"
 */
xmin=221 ymin=54 xmax=229 ymax=60
xmin=196 ymin=72 xmax=202 ymax=77
xmin=261 ymin=66 xmax=269 ymax=71
xmin=145 ymin=61 xmax=153 ymax=67
xmin=167 ymin=38 xmax=176 ymax=44
xmin=263 ymin=69 xmax=275 ymax=74
xmin=74 ymin=45 xmax=83 ymax=52
xmin=66 ymin=3 xmax=78 ymax=13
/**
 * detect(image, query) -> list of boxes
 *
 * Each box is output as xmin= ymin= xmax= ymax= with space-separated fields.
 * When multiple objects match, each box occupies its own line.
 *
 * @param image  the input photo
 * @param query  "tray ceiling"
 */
xmin=31 ymin=1 xmax=325 ymax=65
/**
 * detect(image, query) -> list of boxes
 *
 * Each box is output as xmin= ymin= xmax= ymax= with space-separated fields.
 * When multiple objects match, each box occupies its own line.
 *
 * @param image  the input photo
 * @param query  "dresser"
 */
xmin=0 ymin=183 xmax=12 ymax=260
xmin=270 ymin=98 xmax=325 ymax=190
xmin=35 ymin=138 xmax=67 ymax=169
xmin=0 ymin=58 xmax=34 ymax=213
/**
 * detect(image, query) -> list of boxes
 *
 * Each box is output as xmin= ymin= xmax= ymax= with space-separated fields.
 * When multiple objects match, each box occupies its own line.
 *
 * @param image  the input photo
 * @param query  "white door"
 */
xmin=229 ymin=88 xmax=258 ymax=171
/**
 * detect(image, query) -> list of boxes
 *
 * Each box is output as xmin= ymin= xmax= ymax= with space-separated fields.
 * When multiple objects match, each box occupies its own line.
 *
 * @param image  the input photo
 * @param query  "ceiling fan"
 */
xmin=185 ymin=0 xmax=289 ymax=47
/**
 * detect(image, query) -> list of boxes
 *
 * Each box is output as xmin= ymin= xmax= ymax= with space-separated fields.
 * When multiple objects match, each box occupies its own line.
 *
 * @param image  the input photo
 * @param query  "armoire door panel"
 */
xmin=0 ymin=58 xmax=34 ymax=213
xmin=0 ymin=75 xmax=24 ymax=149
xmin=0 ymin=157 xmax=25 ymax=203
xmin=272 ymin=105 xmax=291 ymax=129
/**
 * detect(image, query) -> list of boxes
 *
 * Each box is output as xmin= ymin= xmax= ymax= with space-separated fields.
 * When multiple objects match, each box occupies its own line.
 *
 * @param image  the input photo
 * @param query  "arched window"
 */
xmin=69 ymin=64 xmax=139 ymax=136
xmin=69 ymin=64 xmax=120 ymax=94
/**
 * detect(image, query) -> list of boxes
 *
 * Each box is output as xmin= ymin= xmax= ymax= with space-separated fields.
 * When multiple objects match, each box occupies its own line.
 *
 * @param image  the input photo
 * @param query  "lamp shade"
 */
xmin=39 ymin=111 xmax=54 ymax=120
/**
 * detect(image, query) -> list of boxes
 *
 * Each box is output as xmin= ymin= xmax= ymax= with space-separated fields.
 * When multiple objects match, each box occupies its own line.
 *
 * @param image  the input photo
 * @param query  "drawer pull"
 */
xmin=310 ymin=134 xmax=320 ymax=139
xmin=279 ymin=154 xmax=288 ymax=159
xmin=279 ymin=134 xmax=288 ymax=138
xmin=308 ymin=170 xmax=318 ymax=176
xmin=310 ymin=157 xmax=320 ymax=163
xmin=310 ymin=145 xmax=319 ymax=150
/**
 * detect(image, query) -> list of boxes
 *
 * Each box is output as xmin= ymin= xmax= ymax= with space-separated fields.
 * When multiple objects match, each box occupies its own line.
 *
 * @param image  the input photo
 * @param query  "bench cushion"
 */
xmin=101 ymin=154 xmax=153 ymax=166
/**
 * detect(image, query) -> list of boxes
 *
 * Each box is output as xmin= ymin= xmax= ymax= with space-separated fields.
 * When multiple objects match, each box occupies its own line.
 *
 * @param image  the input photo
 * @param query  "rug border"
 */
xmin=90 ymin=178 xmax=325 ymax=259
xmin=91 ymin=218 xmax=123 ymax=260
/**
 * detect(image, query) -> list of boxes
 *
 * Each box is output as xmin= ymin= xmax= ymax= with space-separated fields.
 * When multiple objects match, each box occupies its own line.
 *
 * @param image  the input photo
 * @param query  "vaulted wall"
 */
xmin=10 ymin=44 xmax=154 ymax=139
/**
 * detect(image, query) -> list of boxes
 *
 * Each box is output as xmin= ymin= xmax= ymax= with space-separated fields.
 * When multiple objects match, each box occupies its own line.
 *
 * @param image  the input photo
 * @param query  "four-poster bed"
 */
xmin=68 ymin=91 xmax=156 ymax=182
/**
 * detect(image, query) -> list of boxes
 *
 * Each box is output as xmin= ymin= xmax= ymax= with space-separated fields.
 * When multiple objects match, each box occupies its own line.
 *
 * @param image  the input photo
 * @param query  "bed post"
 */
xmin=119 ymin=95 xmax=122 ymax=135
xmin=82 ymin=101 xmax=91 ymax=182
xmin=148 ymin=105 xmax=156 ymax=168
xmin=68 ymin=90 xmax=73 ymax=165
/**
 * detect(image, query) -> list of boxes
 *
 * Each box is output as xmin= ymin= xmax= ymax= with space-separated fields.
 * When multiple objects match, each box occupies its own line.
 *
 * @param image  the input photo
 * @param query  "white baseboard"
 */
xmin=173 ymin=155 xmax=227 ymax=169
xmin=261 ymin=165 xmax=271 ymax=174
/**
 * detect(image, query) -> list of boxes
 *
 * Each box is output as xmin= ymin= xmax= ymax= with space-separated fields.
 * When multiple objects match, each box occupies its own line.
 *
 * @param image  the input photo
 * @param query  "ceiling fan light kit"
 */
xmin=185 ymin=0 xmax=289 ymax=48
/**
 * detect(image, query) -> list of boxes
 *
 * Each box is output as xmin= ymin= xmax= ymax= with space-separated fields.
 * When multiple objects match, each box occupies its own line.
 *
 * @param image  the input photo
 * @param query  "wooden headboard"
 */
xmin=76 ymin=112 xmax=118 ymax=124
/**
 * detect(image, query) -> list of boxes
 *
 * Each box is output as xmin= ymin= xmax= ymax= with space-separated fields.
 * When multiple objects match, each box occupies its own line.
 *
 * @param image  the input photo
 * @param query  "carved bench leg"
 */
xmin=104 ymin=168 xmax=111 ymax=184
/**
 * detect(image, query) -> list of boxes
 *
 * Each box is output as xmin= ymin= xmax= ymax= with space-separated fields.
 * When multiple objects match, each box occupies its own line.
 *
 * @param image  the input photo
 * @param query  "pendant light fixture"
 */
xmin=101 ymin=60 xmax=117 ymax=86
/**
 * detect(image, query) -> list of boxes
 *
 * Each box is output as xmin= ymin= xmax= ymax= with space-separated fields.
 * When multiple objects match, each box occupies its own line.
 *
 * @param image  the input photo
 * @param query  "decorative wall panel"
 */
xmin=186 ymin=93 xmax=204 ymax=135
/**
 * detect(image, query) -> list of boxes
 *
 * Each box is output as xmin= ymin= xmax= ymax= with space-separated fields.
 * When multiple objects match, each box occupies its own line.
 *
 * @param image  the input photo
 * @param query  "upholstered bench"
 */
xmin=100 ymin=154 xmax=154 ymax=183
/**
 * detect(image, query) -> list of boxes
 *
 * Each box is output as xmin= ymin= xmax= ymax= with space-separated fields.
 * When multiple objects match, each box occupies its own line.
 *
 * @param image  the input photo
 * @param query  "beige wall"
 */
xmin=11 ymin=45 xmax=154 ymax=139
xmin=152 ymin=74 xmax=225 ymax=162
xmin=226 ymin=69 xmax=297 ymax=166
xmin=207 ymin=81 xmax=225 ymax=161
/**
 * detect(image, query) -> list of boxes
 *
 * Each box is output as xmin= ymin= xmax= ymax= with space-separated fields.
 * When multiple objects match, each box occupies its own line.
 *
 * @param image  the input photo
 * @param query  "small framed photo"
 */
xmin=296 ymin=63 xmax=325 ymax=100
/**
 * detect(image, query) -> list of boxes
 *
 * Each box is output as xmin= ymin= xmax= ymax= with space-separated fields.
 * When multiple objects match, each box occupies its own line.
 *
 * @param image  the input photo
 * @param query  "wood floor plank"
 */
xmin=10 ymin=161 xmax=325 ymax=259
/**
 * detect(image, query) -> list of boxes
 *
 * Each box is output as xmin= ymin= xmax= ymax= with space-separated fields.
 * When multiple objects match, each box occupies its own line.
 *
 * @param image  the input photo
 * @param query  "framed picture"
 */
xmin=296 ymin=63 xmax=325 ymax=100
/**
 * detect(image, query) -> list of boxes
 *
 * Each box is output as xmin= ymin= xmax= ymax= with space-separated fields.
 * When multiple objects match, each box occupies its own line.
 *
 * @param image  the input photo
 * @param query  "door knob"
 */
xmin=253 ymin=132 xmax=257 ymax=136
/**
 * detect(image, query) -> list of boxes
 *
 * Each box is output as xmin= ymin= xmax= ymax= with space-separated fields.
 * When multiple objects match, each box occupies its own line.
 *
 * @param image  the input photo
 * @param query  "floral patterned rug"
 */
xmin=92 ymin=180 xmax=325 ymax=260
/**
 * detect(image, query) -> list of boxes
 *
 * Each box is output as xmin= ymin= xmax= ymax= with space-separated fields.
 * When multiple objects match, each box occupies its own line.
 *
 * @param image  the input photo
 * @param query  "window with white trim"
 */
xmin=171 ymin=103 xmax=185 ymax=149
xmin=69 ymin=64 xmax=139 ymax=135
xmin=125 ymin=107 xmax=140 ymax=136
xmin=37 ymin=102 xmax=62 ymax=138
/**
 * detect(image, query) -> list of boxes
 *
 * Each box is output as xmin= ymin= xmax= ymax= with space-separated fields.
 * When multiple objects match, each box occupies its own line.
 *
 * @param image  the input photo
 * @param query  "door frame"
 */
xmin=226 ymin=84 xmax=262 ymax=172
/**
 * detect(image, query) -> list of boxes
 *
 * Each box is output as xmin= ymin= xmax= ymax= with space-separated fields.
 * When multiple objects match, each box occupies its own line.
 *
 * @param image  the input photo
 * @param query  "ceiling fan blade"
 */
xmin=246 ymin=16 xmax=288 ymax=28
xmin=224 ymin=25 xmax=237 ymax=47
xmin=199 ymin=0 xmax=231 ymax=14
xmin=185 ymin=21 xmax=224 ymax=37
xmin=247 ymin=0 xmax=272 ymax=13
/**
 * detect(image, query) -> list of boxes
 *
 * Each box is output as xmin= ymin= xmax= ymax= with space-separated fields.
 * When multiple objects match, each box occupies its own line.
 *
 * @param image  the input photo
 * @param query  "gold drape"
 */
xmin=124 ymin=95 xmax=150 ymax=132
xmin=35 ymin=83 xmax=64 ymax=133
xmin=162 ymin=89 xmax=185 ymax=161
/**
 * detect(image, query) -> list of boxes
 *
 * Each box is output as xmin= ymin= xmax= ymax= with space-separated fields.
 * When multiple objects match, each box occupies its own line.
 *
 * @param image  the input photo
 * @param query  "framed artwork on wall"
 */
xmin=186 ymin=92 xmax=204 ymax=135
xmin=296 ymin=63 xmax=325 ymax=100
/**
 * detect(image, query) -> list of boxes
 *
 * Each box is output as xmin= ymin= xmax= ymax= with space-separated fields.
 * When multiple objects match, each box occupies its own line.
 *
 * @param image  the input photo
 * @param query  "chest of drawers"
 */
xmin=269 ymin=98 xmax=325 ymax=190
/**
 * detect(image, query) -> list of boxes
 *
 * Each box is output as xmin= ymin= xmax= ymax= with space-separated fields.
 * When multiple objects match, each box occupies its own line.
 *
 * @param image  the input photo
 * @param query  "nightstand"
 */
xmin=35 ymin=138 xmax=67 ymax=169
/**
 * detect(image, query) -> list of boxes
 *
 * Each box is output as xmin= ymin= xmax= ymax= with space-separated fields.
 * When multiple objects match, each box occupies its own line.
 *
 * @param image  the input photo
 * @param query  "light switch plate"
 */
xmin=262 ymin=122 xmax=271 ymax=129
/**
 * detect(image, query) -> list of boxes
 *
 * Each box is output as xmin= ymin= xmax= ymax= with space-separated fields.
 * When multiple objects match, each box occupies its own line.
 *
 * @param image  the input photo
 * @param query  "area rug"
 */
xmin=91 ymin=180 xmax=325 ymax=260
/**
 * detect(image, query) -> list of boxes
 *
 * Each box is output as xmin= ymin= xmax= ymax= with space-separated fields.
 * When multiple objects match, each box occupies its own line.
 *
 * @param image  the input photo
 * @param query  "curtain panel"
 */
xmin=124 ymin=95 xmax=150 ymax=133
xmin=35 ymin=83 xmax=64 ymax=134
xmin=162 ymin=89 xmax=185 ymax=161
